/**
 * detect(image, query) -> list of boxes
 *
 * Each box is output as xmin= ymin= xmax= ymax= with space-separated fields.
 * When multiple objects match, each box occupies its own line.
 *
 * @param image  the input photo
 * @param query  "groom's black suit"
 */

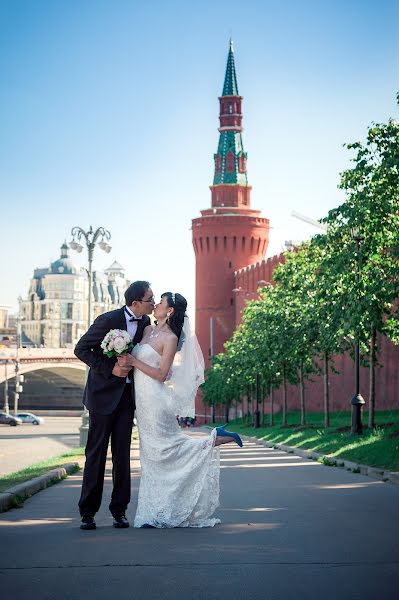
xmin=75 ymin=307 xmax=150 ymax=518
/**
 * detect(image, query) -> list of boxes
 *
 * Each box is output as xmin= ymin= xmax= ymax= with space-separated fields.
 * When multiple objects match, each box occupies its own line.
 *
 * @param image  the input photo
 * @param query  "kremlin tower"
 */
xmin=192 ymin=41 xmax=270 ymax=367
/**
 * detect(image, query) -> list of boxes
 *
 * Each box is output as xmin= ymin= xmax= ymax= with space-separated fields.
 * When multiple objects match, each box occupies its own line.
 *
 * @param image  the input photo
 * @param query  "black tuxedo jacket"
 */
xmin=74 ymin=307 xmax=151 ymax=415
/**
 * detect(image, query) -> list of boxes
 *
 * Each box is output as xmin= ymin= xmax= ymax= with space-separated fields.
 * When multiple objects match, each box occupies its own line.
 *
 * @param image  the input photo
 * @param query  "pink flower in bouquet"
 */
xmin=101 ymin=329 xmax=133 ymax=358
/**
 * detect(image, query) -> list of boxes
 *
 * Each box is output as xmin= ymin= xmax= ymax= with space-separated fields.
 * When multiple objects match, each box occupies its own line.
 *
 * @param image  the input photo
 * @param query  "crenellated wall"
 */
xmin=232 ymin=252 xmax=399 ymax=414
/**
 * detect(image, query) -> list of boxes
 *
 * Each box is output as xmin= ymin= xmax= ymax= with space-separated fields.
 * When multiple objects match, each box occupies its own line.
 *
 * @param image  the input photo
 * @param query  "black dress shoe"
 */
xmin=80 ymin=516 xmax=96 ymax=530
xmin=113 ymin=514 xmax=130 ymax=528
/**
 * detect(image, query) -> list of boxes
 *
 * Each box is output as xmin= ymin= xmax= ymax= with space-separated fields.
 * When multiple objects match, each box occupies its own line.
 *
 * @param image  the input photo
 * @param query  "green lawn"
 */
xmin=0 ymin=448 xmax=85 ymax=493
xmin=213 ymin=410 xmax=399 ymax=472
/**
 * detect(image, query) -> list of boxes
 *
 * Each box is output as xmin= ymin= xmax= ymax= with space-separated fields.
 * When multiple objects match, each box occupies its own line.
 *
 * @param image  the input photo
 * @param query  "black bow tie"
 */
xmin=125 ymin=307 xmax=141 ymax=322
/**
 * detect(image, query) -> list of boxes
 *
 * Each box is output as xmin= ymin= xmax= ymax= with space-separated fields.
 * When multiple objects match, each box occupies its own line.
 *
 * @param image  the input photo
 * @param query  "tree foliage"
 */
xmin=202 ymin=97 xmax=399 ymax=426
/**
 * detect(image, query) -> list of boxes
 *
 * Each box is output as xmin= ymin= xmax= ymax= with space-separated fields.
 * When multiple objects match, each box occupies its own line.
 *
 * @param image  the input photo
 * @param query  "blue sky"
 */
xmin=1 ymin=0 xmax=398 ymax=319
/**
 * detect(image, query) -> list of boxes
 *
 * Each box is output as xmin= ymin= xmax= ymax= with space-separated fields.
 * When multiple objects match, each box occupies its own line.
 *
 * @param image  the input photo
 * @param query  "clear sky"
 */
xmin=1 ymin=0 xmax=398 ymax=320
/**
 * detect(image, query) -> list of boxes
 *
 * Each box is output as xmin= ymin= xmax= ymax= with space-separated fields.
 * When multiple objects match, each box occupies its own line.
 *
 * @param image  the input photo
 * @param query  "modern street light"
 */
xmin=350 ymin=227 xmax=365 ymax=435
xmin=69 ymin=225 xmax=112 ymax=446
xmin=14 ymin=310 xmax=24 ymax=415
xmin=3 ymin=360 xmax=9 ymax=415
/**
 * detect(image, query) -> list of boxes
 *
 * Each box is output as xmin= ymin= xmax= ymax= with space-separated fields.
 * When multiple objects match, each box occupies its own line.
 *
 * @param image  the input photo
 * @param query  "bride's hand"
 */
xmin=117 ymin=354 xmax=135 ymax=368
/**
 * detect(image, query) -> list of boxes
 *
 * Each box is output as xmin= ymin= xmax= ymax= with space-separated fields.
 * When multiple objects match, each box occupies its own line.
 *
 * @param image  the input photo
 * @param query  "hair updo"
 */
xmin=162 ymin=292 xmax=187 ymax=350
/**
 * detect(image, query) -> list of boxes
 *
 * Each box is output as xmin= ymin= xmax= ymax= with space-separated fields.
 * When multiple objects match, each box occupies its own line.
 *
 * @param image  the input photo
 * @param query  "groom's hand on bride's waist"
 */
xmin=117 ymin=355 xmax=135 ymax=368
xmin=112 ymin=364 xmax=131 ymax=378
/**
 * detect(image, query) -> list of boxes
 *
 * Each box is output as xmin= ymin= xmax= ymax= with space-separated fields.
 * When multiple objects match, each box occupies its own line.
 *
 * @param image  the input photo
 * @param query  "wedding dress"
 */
xmin=133 ymin=343 xmax=221 ymax=528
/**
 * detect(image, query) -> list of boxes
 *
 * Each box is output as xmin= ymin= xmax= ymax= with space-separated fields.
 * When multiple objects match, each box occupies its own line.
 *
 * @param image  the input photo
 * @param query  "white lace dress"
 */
xmin=133 ymin=343 xmax=220 ymax=528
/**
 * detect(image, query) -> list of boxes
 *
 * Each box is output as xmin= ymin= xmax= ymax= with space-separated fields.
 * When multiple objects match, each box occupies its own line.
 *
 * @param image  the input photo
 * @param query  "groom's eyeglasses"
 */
xmin=140 ymin=296 xmax=155 ymax=304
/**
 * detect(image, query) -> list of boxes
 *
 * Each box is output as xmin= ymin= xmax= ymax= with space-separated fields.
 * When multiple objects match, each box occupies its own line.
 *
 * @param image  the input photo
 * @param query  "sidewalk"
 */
xmin=0 ymin=430 xmax=398 ymax=600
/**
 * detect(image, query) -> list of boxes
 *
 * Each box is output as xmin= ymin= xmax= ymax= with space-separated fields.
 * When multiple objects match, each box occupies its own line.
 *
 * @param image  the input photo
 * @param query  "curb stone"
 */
xmin=0 ymin=462 xmax=80 ymax=513
xmin=233 ymin=432 xmax=399 ymax=486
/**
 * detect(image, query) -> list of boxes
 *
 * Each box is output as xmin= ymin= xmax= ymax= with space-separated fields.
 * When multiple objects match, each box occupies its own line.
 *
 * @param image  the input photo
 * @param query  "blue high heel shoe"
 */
xmin=215 ymin=424 xmax=243 ymax=447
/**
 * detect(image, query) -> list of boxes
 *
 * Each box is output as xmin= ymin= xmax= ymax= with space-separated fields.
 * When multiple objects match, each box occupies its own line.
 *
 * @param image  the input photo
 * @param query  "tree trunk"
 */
xmin=299 ymin=361 xmax=306 ymax=426
xmin=323 ymin=351 xmax=330 ymax=428
xmin=252 ymin=384 xmax=256 ymax=427
xmin=247 ymin=387 xmax=252 ymax=427
xmin=261 ymin=385 xmax=265 ymax=426
xmin=270 ymin=383 xmax=274 ymax=427
xmin=282 ymin=363 xmax=287 ymax=426
xmin=369 ymin=326 xmax=377 ymax=429
xmin=225 ymin=401 xmax=229 ymax=424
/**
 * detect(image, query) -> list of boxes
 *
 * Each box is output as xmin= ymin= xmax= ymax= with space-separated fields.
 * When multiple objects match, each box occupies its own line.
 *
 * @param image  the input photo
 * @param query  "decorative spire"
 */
xmin=222 ymin=39 xmax=239 ymax=96
xmin=212 ymin=41 xmax=248 ymax=193
xmin=60 ymin=240 xmax=69 ymax=258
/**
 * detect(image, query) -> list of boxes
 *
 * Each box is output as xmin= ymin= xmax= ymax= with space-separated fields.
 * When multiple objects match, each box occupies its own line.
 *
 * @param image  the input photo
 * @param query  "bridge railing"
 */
xmin=0 ymin=348 xmax=77 ymax=360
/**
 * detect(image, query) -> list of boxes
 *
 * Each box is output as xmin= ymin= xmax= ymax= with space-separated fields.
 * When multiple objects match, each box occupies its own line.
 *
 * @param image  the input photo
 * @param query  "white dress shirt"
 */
xmin=124 ymin=306 xmax=142 ymax=383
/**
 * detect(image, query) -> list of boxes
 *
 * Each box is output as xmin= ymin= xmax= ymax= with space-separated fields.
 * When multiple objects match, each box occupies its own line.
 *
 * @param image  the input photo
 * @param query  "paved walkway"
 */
xmin=0 ymin=431 xmax=398 ymax=599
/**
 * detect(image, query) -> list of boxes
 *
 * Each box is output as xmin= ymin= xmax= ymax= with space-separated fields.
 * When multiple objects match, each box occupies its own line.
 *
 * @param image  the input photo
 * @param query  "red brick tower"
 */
xmin=192 ymin=40 xmax=270 ymax=368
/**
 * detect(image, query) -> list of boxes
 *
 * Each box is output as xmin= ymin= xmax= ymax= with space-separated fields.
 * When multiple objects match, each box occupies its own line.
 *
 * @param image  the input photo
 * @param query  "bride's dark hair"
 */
xmin=162 ymin=292 xmax=187 ymax=350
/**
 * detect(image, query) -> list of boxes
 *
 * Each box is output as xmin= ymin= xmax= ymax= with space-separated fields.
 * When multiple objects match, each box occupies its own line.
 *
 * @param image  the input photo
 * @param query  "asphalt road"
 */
xmin=0 ymin=431 xmax=398 ymax=599
xmin=0 ymin=417 xmax=81 ymax=476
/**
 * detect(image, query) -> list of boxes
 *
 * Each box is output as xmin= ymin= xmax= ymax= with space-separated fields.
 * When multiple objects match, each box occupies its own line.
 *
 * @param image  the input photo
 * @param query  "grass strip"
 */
xmin=212 ymin=410 xmax=399 ymax=472
xmin=0 ymin=448 xmax=86 ymax=493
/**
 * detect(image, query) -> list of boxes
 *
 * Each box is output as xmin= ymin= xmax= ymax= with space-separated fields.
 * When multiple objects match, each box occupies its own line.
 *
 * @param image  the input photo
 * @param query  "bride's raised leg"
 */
xmin=214 ymin=425 xmax=243 ymax=447
xmin=214 ymin=435 xmax=238 ymax=446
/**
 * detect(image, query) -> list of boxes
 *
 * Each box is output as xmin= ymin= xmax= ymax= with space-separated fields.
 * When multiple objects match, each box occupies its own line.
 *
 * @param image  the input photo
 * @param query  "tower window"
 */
xmin=215 ymin=153 xmax=222 ymax=174
xmin=206 ymin=237 xmax=210 ymax=252
xmin=228 ymin=261 xmax=232 ymax=268
xmin=214 ymin=236 xmax=218 ymax=250
xmin=199 ymin=238 xmax=203 ymax=252
xmin=228 ymin=103 xmax=233 ymax=114
xmin=226 ymin=151 xmax=235 ymax=173
xmin=223 ymin=236 xmax=227 ymax=250
xmin=238 ymin=154 xmax=247 ymax=173
xmin=242 ymin=237 xmax=246 ymax=250
xmin=233 ymin=236 xmax=236 ymax=251
xmin=230 ymin=297 xmax=233 ymax=306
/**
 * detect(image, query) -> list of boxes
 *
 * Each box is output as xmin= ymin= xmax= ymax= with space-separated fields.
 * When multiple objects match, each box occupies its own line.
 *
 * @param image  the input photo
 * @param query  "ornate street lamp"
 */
xmin=350 ymin=227 xmax=365 ymax=435
xmin=70 ymin=226 xmax=111 ymax=328
xmin=69 ymin=226 xmax=112 ymax=445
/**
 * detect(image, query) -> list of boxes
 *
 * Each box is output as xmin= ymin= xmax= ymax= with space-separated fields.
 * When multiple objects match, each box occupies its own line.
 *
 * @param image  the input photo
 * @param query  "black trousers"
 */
xmin=78 ymin=384 xmax=134 ymax=518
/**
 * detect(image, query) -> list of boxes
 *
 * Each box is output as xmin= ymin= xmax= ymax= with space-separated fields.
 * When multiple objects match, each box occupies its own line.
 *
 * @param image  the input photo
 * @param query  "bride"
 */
xmin=117 ymin=292 xmax=242 ymax=528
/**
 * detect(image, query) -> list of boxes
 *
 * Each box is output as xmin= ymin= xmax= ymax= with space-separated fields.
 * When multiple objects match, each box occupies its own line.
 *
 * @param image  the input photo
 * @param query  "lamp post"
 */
xmin=69 ymin=226 xmax=112 ymax=446
xmin=350 ymin=228 xmax=365 ymax=435
xmin=3 ymin=360 xmax=9 ymax=415
xmin=209 ymin=316 xmax=215 ymax=423
xmin=59 ymin=302 xmax=63 ymax=348
xmin=14 ymin=313 xmax=24 ymax=415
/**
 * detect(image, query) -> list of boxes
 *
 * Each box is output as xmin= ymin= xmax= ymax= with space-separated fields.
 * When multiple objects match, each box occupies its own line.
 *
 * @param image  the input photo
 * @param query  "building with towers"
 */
xmin=20 ymin=242 xmax=130 ymax=348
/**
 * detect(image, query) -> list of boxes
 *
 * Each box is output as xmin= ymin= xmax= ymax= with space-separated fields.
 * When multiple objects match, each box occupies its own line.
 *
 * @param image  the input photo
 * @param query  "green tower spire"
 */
xmin=213 ymin=40 xmax=248 ymax=189
xmin=222 ymin=39 xmax=239 ymax=96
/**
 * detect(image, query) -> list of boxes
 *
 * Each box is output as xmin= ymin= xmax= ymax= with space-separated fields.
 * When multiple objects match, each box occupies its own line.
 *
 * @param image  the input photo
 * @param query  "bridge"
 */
xmin=0 ymin=348 xmax=85 ymax=384
xmin=0 ymin=348 xmax=86 ymax=412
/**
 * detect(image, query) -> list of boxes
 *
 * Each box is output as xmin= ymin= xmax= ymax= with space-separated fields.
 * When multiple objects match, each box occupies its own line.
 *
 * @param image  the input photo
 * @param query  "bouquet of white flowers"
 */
xmin=101 ymin=329 xmax=133 ymax=358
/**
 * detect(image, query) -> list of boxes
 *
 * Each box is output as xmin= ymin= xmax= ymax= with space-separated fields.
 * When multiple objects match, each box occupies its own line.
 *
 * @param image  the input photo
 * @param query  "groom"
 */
xmin=75 ymin=280 xmax=154 ymax=530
